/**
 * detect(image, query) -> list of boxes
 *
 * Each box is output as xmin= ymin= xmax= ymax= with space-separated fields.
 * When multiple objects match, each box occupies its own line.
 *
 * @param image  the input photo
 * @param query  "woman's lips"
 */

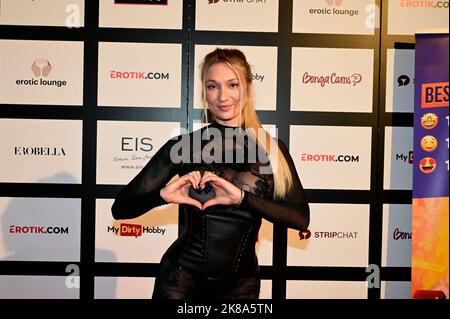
xmin=217 ymin=104 xmax=233 ymax=111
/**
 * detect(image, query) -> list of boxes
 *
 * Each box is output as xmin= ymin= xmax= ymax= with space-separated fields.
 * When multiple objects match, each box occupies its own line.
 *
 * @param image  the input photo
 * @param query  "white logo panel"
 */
xmin=196 ymin=0 xmax=279 ymax=32
xmin=287 ymin=280 xmax=368 ymax=299
xmin=291 ymin=47 xmax=374 ymax=113
xmin=98 ymin=42 xmax=182 ymax=108
xmin=0 ymin=0 xmax=85 ymax=27
xmin=381 ymin=281 xmax=411 ymax=299
xmin=94 ymin=277 xmax=155 ymax=299
xmin=95 ymin=199 xmax=178 ymax=263
xmin=99 ymin=0 xmax=182 ymax=29
xmin=382 ymin=204 xmax=412 ymax=267
xmin=384 ymin=127 xmax=413 ymax=190
xmin=386 ymin=49 xmax=415 ymax=113
xmin=256 ymin=219 xmax=273 ymax=267
xmin=0 ymin=40 xmax=84 ymax=105
xmin=388 ymin=0 xmax=449 ymax=35
xmin=0 ymin=119 xmax=82 ymax=184
xmin=0 ymin=275 xmax=79 ymax=299
xmin=290 ymin=125 xmax=372 ymax=190
xmin=287 ymin=204 xmax=370 ymax=267
xmin=193 ymin=45 xmax=277 ymax=111
xmin=96 ymin=120 xmax=180 ymax=185
xmin=293 ymin=0 xmax=376 ymax=35
xmin=0 ymin=197 xmax=81 ymax=262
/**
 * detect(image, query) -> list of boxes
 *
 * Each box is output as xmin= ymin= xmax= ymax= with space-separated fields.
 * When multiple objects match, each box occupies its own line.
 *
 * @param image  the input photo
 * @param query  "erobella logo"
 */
xmin=14 ymin=146 xmax=67 ymax=156
xmin=108 ymin=223 xmax=166 ymax=238
xmin=15 ymin=58 xmax=68 ymax=88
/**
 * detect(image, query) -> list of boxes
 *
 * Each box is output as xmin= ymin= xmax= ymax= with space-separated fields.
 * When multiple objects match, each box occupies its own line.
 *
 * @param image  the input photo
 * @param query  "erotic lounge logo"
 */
xmin=208 ymin=0 xmax=220 ymax=3
xmin=325 ymin=0 xmax=344 ymax=6
xmin=31 ymin=58 xmax=52 ymax=77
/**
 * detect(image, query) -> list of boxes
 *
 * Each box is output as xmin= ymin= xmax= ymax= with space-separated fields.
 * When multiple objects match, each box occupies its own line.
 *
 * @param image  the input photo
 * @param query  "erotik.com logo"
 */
xmin=9 ymin=225 xmax=70 ymax=235
xmin=107 ymin=223 xmax=166 ymax=238
xmin=109 ymin=70 xmax=170 ymax=80
xmin=302 ymin=72 xmax=363 ymax=88
xmin=300 ymin=153 xmax=360 ymax=163
xmin=392 ymin=227 xmax=412 ymax=240
xmin=395 ymin=151 xmax=414 ymax=164
xmin=400 ymin=0 xmax=449 ymax=8
xmin=15 ymin=58 xmax=68 ymax=88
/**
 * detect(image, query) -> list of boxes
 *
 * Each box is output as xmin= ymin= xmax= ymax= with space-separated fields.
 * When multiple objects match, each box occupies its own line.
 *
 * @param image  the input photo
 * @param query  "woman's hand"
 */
xmin=160 ymin=171 xmax=203 ymax=210
xmin=199 ymin=171 xmax=243 ymax=210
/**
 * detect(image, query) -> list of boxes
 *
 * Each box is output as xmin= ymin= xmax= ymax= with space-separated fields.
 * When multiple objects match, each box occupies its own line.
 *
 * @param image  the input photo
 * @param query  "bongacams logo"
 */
xmin=302 ymin=72 xmax=363 ymax=87
xmin=108 ymin=223 xmax=166 ymax=238
xmin=15 ymin=58 xmax=68 ymax=88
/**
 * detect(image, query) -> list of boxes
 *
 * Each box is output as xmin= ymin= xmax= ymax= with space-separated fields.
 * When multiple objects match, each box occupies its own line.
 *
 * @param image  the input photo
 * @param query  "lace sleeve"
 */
xmin=239 ymin=139 xmax=310 ymax=231
xmin=111 ymin=137 xmax=180 ymax=220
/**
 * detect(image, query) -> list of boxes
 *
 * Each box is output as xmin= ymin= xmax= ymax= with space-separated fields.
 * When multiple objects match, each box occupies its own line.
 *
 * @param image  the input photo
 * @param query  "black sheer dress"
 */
xmin=112 ymin=121 xmax=309 ymax=299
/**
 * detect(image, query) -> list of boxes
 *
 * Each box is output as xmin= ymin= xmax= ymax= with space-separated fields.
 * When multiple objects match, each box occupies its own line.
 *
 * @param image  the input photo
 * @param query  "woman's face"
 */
xmin=204 ymin=62 xmax=246 ymax=127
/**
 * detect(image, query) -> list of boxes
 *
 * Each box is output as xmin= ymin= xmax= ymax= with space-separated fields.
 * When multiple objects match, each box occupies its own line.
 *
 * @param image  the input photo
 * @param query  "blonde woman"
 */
xmin=112 ymin=48 xmax=309 ymax=299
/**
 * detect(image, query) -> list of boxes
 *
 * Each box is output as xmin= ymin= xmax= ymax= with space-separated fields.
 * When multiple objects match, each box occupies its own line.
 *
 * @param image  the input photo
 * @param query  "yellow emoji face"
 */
xmin=420 ymin=113 xmax=439 ymax=130
xmin=419 ymin=157 xmax=437 ymax=174
xmin=421 ymin=135 xmax=438 ymax=152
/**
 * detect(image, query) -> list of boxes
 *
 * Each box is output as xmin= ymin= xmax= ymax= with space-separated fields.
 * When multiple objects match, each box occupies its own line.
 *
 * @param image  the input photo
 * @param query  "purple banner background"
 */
xmin=413 ymin=33 xmax=449 ymax=199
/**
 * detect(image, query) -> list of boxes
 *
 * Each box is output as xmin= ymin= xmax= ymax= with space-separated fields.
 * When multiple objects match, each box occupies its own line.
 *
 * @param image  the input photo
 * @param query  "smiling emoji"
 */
xmin=420 ymin=113 xmax=439 ymax=130
xmin=419 ymin=157 xmax=437 ymax=174
xmin=421 ymin=135 xmax=438 ymax=152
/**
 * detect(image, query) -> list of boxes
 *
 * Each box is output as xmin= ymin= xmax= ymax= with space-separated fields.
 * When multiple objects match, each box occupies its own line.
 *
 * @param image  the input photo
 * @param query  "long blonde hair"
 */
xmin=200 ymin=48 xmax=293 ymax=199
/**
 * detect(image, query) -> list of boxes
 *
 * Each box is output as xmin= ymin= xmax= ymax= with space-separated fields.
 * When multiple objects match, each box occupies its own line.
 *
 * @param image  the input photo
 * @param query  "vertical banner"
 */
xmin=412 ymin=31 xmax=449 ymax=299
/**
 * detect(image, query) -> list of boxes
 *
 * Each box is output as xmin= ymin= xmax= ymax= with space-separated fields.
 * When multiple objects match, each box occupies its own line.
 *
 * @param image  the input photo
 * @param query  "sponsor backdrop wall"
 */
xmin=0 ymin=0 xmax=448 ymax=300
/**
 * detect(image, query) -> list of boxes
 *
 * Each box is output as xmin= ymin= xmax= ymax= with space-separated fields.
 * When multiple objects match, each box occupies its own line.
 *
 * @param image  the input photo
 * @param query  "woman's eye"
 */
xmin=230 ymin=83 xmax=240 ymax=88
xmin=207 ymin=85 xmax=216 ymax=90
